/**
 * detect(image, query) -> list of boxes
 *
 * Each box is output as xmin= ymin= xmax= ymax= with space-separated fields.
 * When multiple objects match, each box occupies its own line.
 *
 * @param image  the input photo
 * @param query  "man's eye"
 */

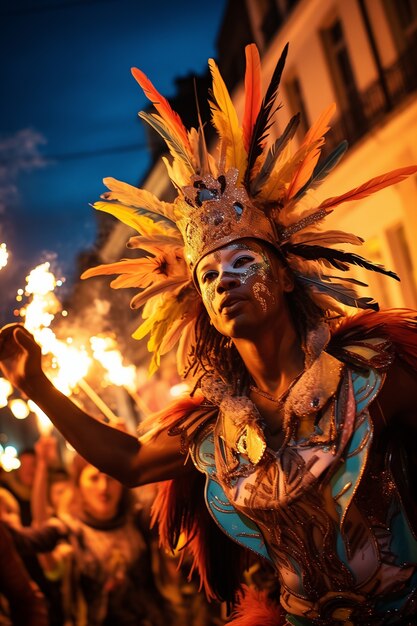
xmin=233 ymin=255 xmax=254 ymax=268
xmin=202 ymin=270 xmax=218 ymax=283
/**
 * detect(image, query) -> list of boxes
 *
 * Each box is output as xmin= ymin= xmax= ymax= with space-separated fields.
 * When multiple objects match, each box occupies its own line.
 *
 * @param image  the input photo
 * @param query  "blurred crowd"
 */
xmin=0 ymin=433 xmax=226 ymax=626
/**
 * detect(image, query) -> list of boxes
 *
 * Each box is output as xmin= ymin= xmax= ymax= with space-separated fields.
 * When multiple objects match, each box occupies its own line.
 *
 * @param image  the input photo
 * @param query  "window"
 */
xmin=360 ymin=238 xmax=393 ymax=308
xmin=383 ymin=0 xmax=417 ymax=49
xmin=259 ymin=0 xmax=282 ymax=45
xmin=386 ymin=223 xmax=417 ymax=307
xmin=396 ymin=0 xmax=417 ymax=39
xmin=285 ymin=76 xmax=309 ymax=138
xmin=321 ymin=18 xmax=366 ymax=138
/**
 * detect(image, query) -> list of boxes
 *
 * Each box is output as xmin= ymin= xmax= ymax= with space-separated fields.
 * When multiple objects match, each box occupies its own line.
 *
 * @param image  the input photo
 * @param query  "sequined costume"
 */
xmin=147 ymin=312 xmax=417 ymax=626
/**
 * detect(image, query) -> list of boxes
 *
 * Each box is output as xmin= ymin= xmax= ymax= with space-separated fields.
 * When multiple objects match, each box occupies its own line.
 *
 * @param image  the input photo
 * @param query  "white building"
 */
xmin=222 ymin=0 xmax=417 ymax=307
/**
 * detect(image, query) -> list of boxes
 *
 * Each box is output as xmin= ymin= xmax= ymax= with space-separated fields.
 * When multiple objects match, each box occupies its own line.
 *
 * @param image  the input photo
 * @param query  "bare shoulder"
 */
xmin=373 ymin=357 xmax=417 ymax=429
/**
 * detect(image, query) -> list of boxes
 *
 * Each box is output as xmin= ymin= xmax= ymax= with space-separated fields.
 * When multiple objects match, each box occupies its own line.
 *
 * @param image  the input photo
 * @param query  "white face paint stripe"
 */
xmin=199 ymin=242 xmax=277 ymax=316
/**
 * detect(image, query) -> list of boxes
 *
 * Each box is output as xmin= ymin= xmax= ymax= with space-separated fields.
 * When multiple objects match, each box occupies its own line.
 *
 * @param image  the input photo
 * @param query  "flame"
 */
xmin=49 ymin=341 xmax=91 ymax=395
xmin=13 ymin=262 xmax=138 ymax=424
xmin=19 ymin=262 xmax=92 ymax=395
xmin=25 ymin=262 xmax=56 ymax=295
xmin=0 ymin=243 xmax=8 ymax=270
xmin=90 ymin=335 xmax=136 ymax=389
xmin=23 ymin=263 xmax=61 ymax=334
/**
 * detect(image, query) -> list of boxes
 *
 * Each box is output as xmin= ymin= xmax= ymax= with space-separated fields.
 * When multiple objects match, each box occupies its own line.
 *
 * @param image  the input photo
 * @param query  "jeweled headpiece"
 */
xmin=82 ymin=43 xmax=416 ymax=374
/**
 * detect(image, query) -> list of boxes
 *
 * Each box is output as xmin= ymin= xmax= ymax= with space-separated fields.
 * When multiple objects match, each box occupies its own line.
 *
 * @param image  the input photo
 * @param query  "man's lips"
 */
xmin=219 ymin=295 xmax=245 ymax=314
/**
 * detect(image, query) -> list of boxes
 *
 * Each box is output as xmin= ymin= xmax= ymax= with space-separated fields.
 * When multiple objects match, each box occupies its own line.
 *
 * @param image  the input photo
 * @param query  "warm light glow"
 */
xmin=49 ymin=342 xmax=91 ymax=395
xmin=0 ymin=378 xmax=13 ymax=408
xmin=170 ymin=382 xmax=190 ymax=397
xmin=90 ymin=336 xmax=136 ymax=389
xmin=18 ymin=262 xmax=92 ymax=396
xmin=0 ymin=243 xmax=8 ymax=270
xmin=9 ymin=398 xmax=30 ymax=420
xmin=0 ymin=445 xmax=20 ymax=472
xmin=28 ymin=400 xmax=53 ymax=435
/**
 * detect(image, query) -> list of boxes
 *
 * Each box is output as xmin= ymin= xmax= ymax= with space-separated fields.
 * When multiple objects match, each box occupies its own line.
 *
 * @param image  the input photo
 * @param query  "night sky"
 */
xmin=0 ymin=0 xmax=227 ymax=323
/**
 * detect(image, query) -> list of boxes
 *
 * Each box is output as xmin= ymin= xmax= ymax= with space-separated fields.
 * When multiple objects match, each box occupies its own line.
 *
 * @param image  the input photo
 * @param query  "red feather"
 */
xmin=228 ymin=585 xmax=286 ymax=626
xmin=242 ymin=44 xmax=262 ymax=153
xmin=131 ymin=67 xmax=190 ymax=149
xmin=150 ymin=468 xmax=248 ymax=603
xmin=330 ymin=308 xmax=417 ymax=370
xmin=318 ymin=165 xmax=417 ymax=211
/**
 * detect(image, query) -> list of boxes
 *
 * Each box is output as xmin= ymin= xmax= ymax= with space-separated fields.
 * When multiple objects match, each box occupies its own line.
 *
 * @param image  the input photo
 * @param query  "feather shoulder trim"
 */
xmin=328 ymin=308 xmax=417 ymax=371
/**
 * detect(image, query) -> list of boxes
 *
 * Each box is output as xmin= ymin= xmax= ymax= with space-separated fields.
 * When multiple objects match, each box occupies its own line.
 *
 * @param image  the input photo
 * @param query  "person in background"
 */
xmin=0 ymin=520 xmax=48 ymax=626
xmin=3 ymin=453 xmax=171 ymax=626
xmin=0 ymin=447 xmax=36 ymax=526
xmin=0 ymin=444 xmax=64 ymax=625
xmin=31 ymin=436 xmax=70 ymax=626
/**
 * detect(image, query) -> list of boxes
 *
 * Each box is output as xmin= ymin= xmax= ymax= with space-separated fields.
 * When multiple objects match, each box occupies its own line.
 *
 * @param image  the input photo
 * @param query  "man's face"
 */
xmin=196 ymin=239 xmax=292 ymax=339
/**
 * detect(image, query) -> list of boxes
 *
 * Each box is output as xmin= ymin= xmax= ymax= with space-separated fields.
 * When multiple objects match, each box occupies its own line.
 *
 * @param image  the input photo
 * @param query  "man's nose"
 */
xmin=216 ymin=271 xmax=241 ymax=293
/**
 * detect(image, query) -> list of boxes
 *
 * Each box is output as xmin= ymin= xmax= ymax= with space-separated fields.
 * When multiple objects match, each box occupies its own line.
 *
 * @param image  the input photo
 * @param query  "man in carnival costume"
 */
xmin=0 ymin=44 xmax=417 ymax=625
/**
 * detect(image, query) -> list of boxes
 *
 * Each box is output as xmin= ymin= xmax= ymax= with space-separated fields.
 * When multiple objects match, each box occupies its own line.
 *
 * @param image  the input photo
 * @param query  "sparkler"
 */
xmin=7 ymin=261 xmax=148 ymax=432
xmin=90 ymin=335 xmax=150 ymax=417
xmin=13 ymin=262 xmax=122 ymax=427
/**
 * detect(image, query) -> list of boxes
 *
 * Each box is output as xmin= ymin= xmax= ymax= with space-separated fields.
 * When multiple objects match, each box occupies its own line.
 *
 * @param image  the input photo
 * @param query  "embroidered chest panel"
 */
xmin=190 ymin=362 xmax=417 ymax=611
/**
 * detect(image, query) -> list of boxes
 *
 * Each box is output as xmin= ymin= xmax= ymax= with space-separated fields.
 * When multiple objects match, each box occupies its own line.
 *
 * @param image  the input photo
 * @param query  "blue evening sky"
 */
xmin=0 ymin=0 xmax=226 ymax=323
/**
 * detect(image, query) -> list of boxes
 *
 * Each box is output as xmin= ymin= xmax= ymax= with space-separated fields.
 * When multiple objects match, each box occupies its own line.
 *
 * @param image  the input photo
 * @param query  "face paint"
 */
xmin=198 ymin=241 xmax=278 ymax=317
xmin=252 ymin=282 xmax=273 ymax=312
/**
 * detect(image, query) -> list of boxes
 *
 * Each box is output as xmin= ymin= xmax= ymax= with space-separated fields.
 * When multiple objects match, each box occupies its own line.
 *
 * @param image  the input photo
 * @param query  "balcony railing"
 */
xmin=325 ymin=36 xmax=417 ymax=154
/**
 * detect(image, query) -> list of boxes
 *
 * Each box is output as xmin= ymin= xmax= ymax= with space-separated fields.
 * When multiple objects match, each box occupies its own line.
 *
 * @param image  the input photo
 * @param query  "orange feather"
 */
xmin=318 ymin=165 xmax=417 ymax=211
xmin=286 ymin=103 xmax=336 ymax=200
xmin=80 ymin=258 xmax=162 ymax=288
xmin=242 ymin=44 xmax=262 ymax=153
xmin=131 ymin=67 xmax=190 ymax=149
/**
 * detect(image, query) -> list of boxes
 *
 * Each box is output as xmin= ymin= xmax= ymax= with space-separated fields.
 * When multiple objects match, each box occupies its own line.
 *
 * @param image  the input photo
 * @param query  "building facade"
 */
xmin=218 ymin=0 xmax=417 ymax=307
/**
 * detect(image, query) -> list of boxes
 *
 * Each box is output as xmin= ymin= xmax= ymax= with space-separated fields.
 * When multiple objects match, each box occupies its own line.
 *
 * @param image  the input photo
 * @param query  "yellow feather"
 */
xmin=256 ymin=142 xmax=311 ymax=204
xmin=132 ymin=286 xmax=199 ymax=375
xmin=102 ymin=177 xmax=178 ymax=222
xmin=93 ymin=202 xmax=176 ymax=237
xmin=161 ymin=155 xmax=191 ymax=190
xmin=208 ymin=59 xmax=247 ymax=182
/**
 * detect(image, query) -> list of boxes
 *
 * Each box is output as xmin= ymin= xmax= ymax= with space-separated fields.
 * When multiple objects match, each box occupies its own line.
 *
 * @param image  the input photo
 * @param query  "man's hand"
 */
xmin=0 ymin=324 xmax=44 ymax=397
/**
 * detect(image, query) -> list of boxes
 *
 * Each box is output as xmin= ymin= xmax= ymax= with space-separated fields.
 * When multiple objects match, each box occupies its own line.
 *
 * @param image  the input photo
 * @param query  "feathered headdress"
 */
xmin=81 ymin=43 xmax=417 ymax=375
